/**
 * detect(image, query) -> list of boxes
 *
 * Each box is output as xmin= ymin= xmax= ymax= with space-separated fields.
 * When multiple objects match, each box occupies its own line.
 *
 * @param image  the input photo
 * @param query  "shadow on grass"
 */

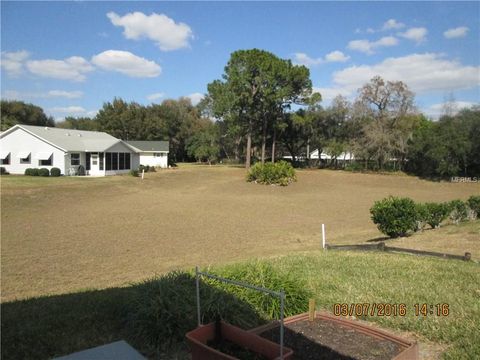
xmin=1 ymin=272 xmax=267 ymax=360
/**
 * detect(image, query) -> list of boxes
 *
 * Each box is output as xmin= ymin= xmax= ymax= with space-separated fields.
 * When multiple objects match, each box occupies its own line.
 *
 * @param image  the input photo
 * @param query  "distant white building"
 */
xmin=0 ymin=125 xmax=169 ymax=175
xmin=309 ymin=149 xmax=355 ymax=161
xmin=125 ymin=141 xmax=169 ymax=168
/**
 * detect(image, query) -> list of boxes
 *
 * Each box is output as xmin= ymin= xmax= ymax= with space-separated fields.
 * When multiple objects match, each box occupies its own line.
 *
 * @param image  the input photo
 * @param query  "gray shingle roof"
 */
xmin=8 ymin=125 xmax=122 ymax=152
xmin=125 ymin=140 xmax=169 ymax=152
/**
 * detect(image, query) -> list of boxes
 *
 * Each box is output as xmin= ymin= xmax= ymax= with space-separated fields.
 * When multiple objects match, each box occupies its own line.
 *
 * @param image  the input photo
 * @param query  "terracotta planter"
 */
xmin=250 ymin=312 xmax=418 ymax=360
xmin=186 ymin=321 xmax=293 ymax=360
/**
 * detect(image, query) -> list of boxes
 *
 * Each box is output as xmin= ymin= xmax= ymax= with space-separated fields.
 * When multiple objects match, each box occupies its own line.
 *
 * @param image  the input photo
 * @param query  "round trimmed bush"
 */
xmin=370 ymin=196 xmax=417 ymax=238
xmin=423 ymin=202 xmax=450 ymax=228
xmin=38 ymin=168 xmax=50 ymax=177
xmin=30 ymin=168 xmax=40 ymax=176
xmin=24 ymin=168 xmax=32 ymax=176
xmin=50 ymin=167 xmax=61 ymax=177
xmin=467 ymin=195 xmax=480 ymax=218
xmin=415 ymin=203 xmax=429 ymax=231
xmin=247 ymin=161 xmax=296 ymax=186
xmin=0 ymin=167 xmax=9 ymax=175
xmin=129 ymin=169 xmax=139 ymax=177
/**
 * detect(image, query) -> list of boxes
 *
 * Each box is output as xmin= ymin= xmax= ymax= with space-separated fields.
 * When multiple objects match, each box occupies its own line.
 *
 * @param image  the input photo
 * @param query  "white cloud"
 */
xmin=46 ymin=90 xmax=83 ymax=99
xmin=26 ymin=56 xmax=94 ymax=82
xmin=382 ymin=19 xmax=405 ymax=30
xmin=91 ymin=50 xmax=161 ymax=78
xmin=49 ymin=106 xmax=87 ymax=114
xmin=325 ymin=51 xmax=350 ymax=63
xmin=398 ymin=27 xmax=427 ymax=44
xmin=107 ymin=11 xmax=193 ymax=51
xmin=444 ymin=26 xmax=469 ymax=39
xmin=294 ymin=51 xmax=349 ymax=67
xmin=347 ymin=36 xmax=398 ymax=54
xmin=1 ymin=89 xmax=83 ymax=100
xmin=424 ymin=101 xmax=477 ymax=119
xmin=185 ymin=92 xmax=204 ymax=106
xmin=1 ymin=50 xmax=30 ymax=76
xmin=293 ymin=53 xmax=323 ymax=66
xmin=147 ymin=92 xmax=165 ymax=101
xmin=332 ymin=53 xmax=480 ymax=94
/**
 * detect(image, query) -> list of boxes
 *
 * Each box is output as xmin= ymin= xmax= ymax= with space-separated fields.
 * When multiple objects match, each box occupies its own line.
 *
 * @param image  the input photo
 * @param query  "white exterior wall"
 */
xmin=0 ymin=128 xmax=66 ymax=174
xmin=139 ymin=152 xmax=168 ymax=168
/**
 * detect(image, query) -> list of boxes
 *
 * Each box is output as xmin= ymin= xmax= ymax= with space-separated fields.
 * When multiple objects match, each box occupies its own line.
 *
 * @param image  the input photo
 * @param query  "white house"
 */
xmin=125 ymin=141 xmax=169 ymax=168
xmin=0 ymin=125 xmax=168 ymax=176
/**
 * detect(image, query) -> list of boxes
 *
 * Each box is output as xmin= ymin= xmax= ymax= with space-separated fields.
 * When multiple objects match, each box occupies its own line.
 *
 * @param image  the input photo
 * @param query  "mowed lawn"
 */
xmin=1 ymin=165 xmax=479 ymax=301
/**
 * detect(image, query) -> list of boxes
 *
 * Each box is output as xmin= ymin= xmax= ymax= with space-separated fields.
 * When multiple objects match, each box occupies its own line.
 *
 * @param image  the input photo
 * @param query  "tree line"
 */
xmin=1 ymin=48 xmax=479 ymax=177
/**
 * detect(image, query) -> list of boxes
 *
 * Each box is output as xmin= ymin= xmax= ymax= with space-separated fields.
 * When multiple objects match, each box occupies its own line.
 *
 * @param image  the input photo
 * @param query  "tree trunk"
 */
xmin=246 ymin=131 xmax=252 ymax=168
xmin=261 ymin=120 xmax=267 ymax=164
xmin=306 ymin=138 xmax=310 ymax=160
xmin=271 ymin=128 xmax=276 ymax=163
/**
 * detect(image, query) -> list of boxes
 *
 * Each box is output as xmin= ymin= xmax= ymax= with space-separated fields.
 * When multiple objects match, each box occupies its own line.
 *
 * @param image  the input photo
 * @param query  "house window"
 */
xmin=125 ymin=153 xmax=131 ymax=169
xmin=20 ymin=154 xmax=31 ymax=164
xmin=99 ymin=153 xmax=104 ymax=170
xmin=119 ymin=153 xmax=125 ymax=170
xmin=112 ymin=153 xmax=118 ymax=170
xmin=86 ymin=153 xmax=91 ymax=171
xmin=0 ymin=154 xmax=10 ymax=165
xmin=39 ymin=155 xmax=52 ymax=166
xmin=71 ymin=153 xmax=80 ymax=166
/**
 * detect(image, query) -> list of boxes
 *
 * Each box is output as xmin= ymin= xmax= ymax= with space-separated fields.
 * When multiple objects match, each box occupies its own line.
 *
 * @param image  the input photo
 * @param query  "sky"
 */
xmin=1 ymin=1 xmax=479 ymax=121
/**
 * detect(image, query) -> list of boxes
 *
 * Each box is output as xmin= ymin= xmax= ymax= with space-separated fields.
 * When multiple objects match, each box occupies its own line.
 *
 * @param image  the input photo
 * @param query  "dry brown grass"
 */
xmin=1 ymin=165 xmax=479 ymax=301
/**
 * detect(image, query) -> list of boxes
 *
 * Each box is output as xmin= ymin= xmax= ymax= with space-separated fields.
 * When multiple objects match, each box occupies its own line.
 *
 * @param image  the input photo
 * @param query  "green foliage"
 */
xmin=212 ymin=261 xmax=312 ymax=319
xmin=467 ymin=195 xmax=480 ymax=218
xmin=370 ymin=196 xmax=417 ymax=238
xmin=414 ymin=203 xmax=429 ymax=231
xmin=1 ymin=100 xmax=54 ymax=131
xmin=50 ymin=167 xmax=61 ymax=177
xmin=38 ymin=168 xmax=50 ymax=177
xmin=30 ymin=168 xmax=40 ymax=176
xmin=186 ymin=121 xmax=220 ymax=164
xmin=246 ymin=161 xmax=296 ymax=186
xmin=447 ymin=200 xmax=469 ymax=224
xmin=423 ymin=202 xmax=450 ymax=228
xmin=129 ymin=169 xmax=139 ymax=177
xmin=138 ymin=165 xmax=156 ymax=173
xmin=0 ymin=167 xmax=9 ymax=175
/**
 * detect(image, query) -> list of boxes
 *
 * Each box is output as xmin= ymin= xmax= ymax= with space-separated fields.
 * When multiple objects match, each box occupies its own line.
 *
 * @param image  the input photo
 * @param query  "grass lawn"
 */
xmin=1 ymin=251 xmax=479 ymax=359
xmin=1 ymin=166 xmax=479 ymax=301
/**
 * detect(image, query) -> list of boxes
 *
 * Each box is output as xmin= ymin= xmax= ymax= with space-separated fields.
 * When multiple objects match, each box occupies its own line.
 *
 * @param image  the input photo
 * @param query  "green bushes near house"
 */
xmin=130 ymin=169 xmax=139 ymax=177
xmin=371 ymin=196 xmax=478 ymax=238
xmin=38 ymin=168 xmax=50 ymax=177
xmin=50 ymin=167 xmax=61 ymax=177
xmin=138 ymin=164 xmax=156 ymax=173
xmin=0 ymin=167 xmax=9 ymax=175
xmin=247 ymin=161 xmax=296 ymax=186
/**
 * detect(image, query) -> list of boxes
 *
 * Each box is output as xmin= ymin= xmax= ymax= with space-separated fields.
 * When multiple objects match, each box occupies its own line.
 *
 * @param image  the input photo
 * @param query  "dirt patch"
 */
xmin=260 ymin=318 xmax=402 ymax=360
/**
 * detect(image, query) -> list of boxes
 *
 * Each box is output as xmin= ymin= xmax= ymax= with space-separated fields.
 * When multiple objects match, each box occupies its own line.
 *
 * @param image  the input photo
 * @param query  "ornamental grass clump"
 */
xmin=247 ymin=161 xmax=296 ymax=186
xmin=370 ymin=196 xmax=417 ymax=238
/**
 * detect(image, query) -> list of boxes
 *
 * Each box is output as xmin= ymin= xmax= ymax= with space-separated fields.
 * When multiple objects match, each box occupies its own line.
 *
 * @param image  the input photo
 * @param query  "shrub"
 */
xmin=423 ymin=202 xmax=450 ymax=228
xmin=128 ymin=263 xmax=311 ymax=354
xmin=24 ymin=168 xmax=32 ymax=176
xmin=415 ymin=203 xmax=429 ymax=231
xmin=247 ymin=161 xmax=296 ymax=186
xmin=30 ymin=168 xmax=40 ymax=176
xmin=448 ymin=200 xmax=468 ymax=224
xmin=467 ymin=195 xmax=480 ymax=218
xmin=149 ymin=166 xmax=156 ymax=172
xmin=370 ymin=196 xmax=417 ymax=238
xmin=77 ymin=165 xmax=86 ymax=176
xmin=130 ymin=169 xmax=139 ymax=177
xmin=38 ymin=168 xmax=50 ymax=177
xmin=0 ymin=167 xmax=9 ymax=175
xmin=50 ymin=167 xmax=61 ymax=177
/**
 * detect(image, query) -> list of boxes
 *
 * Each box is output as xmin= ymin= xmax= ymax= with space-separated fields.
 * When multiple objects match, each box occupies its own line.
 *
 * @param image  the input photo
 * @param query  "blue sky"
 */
xmin=1 ymin=1 xmax=479 ymax=121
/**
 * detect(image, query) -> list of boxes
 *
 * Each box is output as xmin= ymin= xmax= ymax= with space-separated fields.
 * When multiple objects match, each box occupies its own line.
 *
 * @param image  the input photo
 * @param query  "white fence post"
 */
xmin=322 ymin=223 xmax=326 ymax=250
xmin=142 ymin=169 xmax=145 ymax=180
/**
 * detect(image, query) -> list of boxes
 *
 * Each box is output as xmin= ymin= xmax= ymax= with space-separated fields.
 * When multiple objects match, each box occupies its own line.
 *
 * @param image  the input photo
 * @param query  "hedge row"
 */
xmin=370 ymin=195 xmax=480 ymax=238
xmin=24 ymin=167 xmax=61 ymax=177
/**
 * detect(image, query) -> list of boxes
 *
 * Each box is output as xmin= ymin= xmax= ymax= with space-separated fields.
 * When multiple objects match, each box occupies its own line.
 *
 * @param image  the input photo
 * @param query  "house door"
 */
xmin=90 ymin=153 xmax=100 ymax=174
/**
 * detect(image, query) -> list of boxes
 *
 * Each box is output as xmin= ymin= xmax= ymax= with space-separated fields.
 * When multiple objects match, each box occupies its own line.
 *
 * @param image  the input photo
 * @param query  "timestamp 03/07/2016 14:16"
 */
xmin=333 ymin=303 xmax=450 ymax=317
